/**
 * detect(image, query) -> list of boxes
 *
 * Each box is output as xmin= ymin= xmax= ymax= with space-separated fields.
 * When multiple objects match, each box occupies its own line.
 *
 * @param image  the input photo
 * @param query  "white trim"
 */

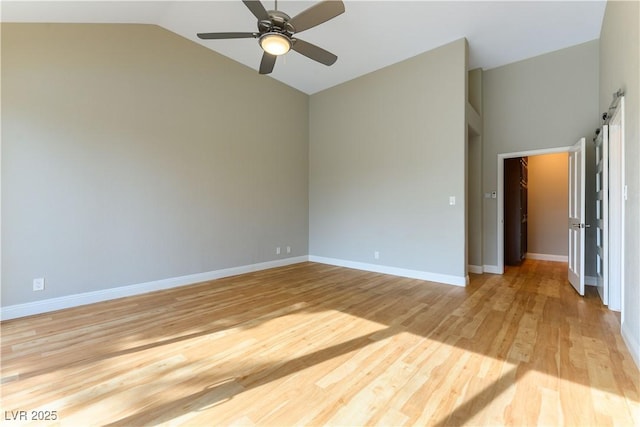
xmin=483 ymin=265 xmax=501 ymax=274
xmin=308 ymin=256 xmax=467 ymax=287
xmin=467 ymin=265 xmax=484 ymax=274
xmin=621 ymin=321 xmax=640 ymax=370
xmin=525 ymin=253 xmax=568 ymax=262
xmin=0 ymin=256 xmax=309 ymax=321
xmin=497 ymin=145 xmax=573 ymax=276
xmin=585 ymin=276 xmax=598 ymax=287
xmin=620 ymin=96 xmax=625 ymax=333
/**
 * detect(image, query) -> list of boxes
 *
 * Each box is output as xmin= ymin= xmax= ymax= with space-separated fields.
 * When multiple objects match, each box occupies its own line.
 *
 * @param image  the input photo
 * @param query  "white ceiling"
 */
xmin=1 ymin=0 xmax=607 ymax=94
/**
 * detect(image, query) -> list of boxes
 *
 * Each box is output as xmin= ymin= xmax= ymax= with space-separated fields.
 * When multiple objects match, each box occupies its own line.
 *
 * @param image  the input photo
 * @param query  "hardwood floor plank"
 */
xmin=1 ymin=260 xmax=638 ymax=426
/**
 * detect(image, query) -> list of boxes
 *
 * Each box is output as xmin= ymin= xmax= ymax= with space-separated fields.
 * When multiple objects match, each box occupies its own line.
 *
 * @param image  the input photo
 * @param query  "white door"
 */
xmin=568 ymin=137 xmax=586 ymax=296
xmin=608 ymin=97 xmax=624 ymax=312
xmin=595 ymin=127 xmax=609 ymax=305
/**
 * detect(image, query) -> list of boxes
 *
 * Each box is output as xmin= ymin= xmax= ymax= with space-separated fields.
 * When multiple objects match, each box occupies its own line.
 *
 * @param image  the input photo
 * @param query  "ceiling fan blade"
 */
xmin=291 ymin=38 xmax=337 ymax=66
xmin=288 ymin=0 xmax=345 ymax=33
xmin=242 ymin=0 xmax=270 ymax=21
xmin=197 ymin=32 xmax=258 ymax=40
xmin=259 ymin=52 xmax=277 ymax=74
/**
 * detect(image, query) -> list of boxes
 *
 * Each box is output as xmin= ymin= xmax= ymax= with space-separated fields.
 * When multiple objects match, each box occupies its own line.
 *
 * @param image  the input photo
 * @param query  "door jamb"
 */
xmin=497 ymin=146 xmax=573 ymax=274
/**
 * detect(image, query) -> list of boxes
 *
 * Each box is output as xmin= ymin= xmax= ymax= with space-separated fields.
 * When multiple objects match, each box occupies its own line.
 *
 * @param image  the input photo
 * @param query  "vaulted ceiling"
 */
xmin=2 ymin=1 xmax=606 ymax=94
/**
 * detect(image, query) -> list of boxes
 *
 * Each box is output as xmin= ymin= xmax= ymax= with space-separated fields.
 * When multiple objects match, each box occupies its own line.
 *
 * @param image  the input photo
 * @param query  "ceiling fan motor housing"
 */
xmin=258 ymin=10 xmax=294 ymax=35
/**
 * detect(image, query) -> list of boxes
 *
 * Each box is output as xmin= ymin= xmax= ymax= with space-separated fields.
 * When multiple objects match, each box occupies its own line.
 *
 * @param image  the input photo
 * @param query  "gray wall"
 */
xmin=309 ymin=39 xmax=468 ymax=280
xmin=527 ymin=153 xmax=569 ymax=258
xmin=482 ymin=40 xmax=599 ymax=270
xmin=468 ymin=68 xmax=483 ymax=114
xmin=467 ymin=69 xmax=483 ymax=269
xmin=1 ymin=24 xmax=309 ymax=306
xmin=467 ymin=132 xmax=482 ymax=268
xmin=599 ymin=0 xmax=640 ymax=363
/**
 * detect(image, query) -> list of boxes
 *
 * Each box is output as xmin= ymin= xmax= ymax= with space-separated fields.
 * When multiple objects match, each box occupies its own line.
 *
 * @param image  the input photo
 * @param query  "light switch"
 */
xmin=449 ymin=196 xmax=456 ymax=206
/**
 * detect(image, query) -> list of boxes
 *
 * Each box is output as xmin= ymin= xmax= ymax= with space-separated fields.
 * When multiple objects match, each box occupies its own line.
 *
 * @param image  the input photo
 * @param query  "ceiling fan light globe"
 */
xmin=260 ymin=33 xmax=291 ymax=56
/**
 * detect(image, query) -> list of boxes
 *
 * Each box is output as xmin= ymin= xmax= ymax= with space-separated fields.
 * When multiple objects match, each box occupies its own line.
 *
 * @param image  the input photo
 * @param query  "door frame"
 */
xmin=497 ymin=146 xmax=573 ymax=274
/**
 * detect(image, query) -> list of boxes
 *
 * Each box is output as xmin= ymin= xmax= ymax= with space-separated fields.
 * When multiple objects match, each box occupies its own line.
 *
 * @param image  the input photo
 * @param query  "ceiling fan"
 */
xmin=197 ymin=0 xmax=345 ymax=75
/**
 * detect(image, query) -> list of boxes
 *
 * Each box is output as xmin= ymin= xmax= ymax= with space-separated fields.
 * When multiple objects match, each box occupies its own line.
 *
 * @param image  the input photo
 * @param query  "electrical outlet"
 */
xmin=374 ymin=251 xmax=380 ymax=260
xmin=286 ymin=246 xmax=291 ymax=254
xmin=276 ymin=247 xmax=281 ymax=255
xmin=33 ymin=277 xmax=45 ymax=291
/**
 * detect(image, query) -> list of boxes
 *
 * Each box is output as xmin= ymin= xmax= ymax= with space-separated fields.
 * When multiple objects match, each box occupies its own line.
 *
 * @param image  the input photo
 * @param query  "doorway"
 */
xmin=497 ymin=139 xmax=623 ymax=311
xmin=497 ymin=146 xmax=573 ymax=273
xmin=503 ymin=153 xmax=570 ymax=267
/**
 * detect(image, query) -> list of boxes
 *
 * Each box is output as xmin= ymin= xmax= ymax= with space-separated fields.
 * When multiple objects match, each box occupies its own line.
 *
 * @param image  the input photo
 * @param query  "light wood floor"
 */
xmin=1 ymin=260 xmax=638 ymax=426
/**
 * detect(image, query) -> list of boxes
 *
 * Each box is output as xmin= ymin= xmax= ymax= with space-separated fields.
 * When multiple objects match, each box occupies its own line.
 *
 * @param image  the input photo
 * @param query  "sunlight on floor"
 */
xmin=3 ymin=261 xmax=638 ymax=426
xmin=60 ymin=309 xmax=392 ymax=425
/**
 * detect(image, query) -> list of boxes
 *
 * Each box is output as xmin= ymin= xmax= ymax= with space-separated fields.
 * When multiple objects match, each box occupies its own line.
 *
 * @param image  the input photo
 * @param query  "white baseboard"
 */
xmin=584 ymin=275 xmax=598 ymax=286
xmin=308 ymin=256 xmax=466 ymax=287
xmin=621 ymin=320 xmax=640 ymax=370
xmin=0 ymin=256 xmax=309 ymax=321
xmin=467 ymin=265 xmax=484 ymax=274
xmin=483 ymin=265 xmax=501 ymax=274
xmin=526 ymin=253 xmax=568 ymax=262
